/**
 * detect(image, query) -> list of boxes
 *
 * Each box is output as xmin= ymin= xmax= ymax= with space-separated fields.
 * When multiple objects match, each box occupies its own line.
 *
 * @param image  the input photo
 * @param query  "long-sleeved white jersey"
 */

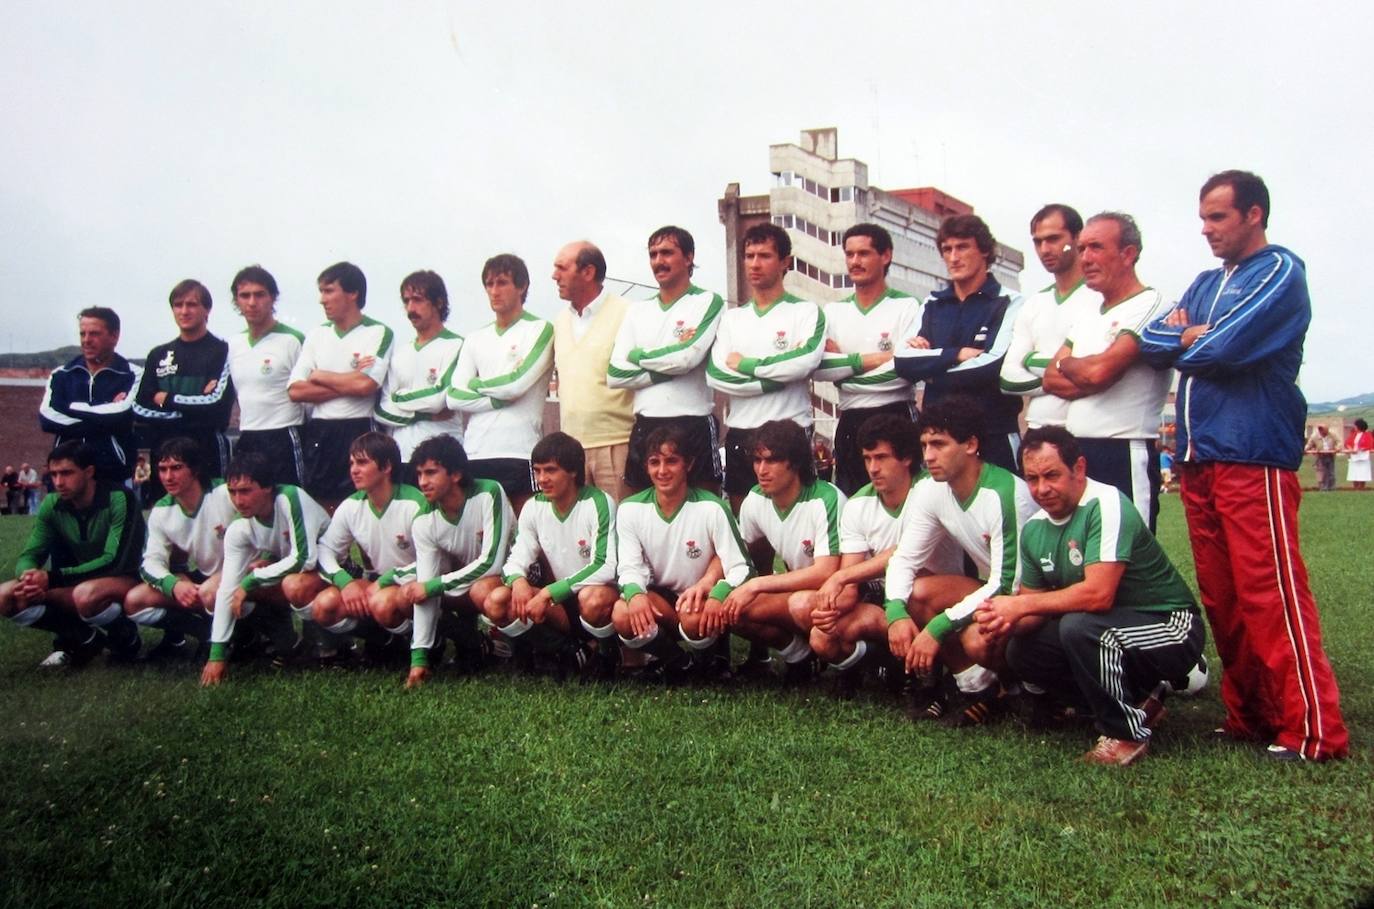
xmin=317 ymin=485 xmax=428 ymax=587
xmin=998 ymin=280 xmax=1101 ymax=428
xmin=501 ymin=485 xmax=616 ymax=602
xmin=812 ymin=288 xmax=921 ymax=410
xmin=616 ymin=487 xmax=751 ymax=602
xmin=706 ymin=294 xmax=826 ymax=429
xmin=289 ymin=317 xmax=395 ymax=421
xmin=140 ymin=482 xmax=238 ymax=595
xmin=606 ymin=285 xmax=723 ymax=417
xmin=738 ymin=479 xmax=846 ymax=572
xmin=446 ymin=312 xmax=553 ymax=460
xmin=374 ymin=329 xmax=465 ymax=460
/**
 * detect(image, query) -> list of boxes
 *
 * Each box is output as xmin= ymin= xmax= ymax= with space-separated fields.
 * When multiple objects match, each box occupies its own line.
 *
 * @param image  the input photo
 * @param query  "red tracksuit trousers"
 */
xmin=1179 ymin=462 xmax=1348 ymax=760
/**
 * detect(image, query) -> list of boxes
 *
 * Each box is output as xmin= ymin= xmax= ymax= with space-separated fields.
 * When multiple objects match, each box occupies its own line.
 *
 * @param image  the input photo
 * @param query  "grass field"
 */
xmin=1 ymin=492 xmax=1371 ymax=908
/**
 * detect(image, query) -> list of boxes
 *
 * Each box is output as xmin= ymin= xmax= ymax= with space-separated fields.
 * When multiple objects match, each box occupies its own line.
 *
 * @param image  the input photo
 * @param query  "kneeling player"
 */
xmin=0 ymin=441 xmax=144 ymax=666
xmin=392 ymin=434 xmax=513 ymax=688
xmin=297 ymin=432 xmax=427 ymax=664
xmin=710 ymin=420 xmax=845 ymax=683
xmin=124 ymin=437 xmax=236 ymax=661
xmin=485 ymin=432 xmax=618 ymax=676
xmin=200 ymin=452 xmax=329 ymax=685
xmin=800 ymin=414 xmax=930 ymax=691
xmin=976 ymin=427 xmax=1205 ymax=765
xmin=614 ymin=424 xmax=750 ymax=679
xmin=884 ymin=398 xmax=1036 ymax=724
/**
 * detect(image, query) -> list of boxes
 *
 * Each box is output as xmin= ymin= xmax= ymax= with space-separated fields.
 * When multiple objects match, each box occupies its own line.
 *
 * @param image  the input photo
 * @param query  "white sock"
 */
xmin=327 ymin=617 xmax=357 ymax=635
xmin=777 ymin=635 xmax=812 ymax=664
xmin=580 ymin=617 xmax=616 ymax=639
xmin=84 ymin=603 xmax=123 ymax=627
xmin=11 ymin=604 xmax=45 ymax=627
xmin=830 ymin=639 xmax=868 ymax=672
xmin=128 ymin=607 xmax=166 ymax=627
xmin=499 ymin=619 xmax=533 ymax=638
xmin=291 ymin=604 xmax=313 ymax=620
xmin=953 ymin=663 xmax=997 ymax=694
xmin=679 ymin=626 xmax=718 ymax=651
xmin=620 ymin=624 xmax=660 ymax=649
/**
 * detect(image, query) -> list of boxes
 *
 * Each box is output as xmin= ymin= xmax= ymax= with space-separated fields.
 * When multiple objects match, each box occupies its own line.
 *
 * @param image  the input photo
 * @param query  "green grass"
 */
xmin=1 ymin=496 xmax=1372 ymax=909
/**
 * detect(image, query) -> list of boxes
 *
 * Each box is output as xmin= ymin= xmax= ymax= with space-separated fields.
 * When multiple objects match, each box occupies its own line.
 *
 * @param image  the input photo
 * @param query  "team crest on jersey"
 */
xmin=1067 ymin=540 xmax=1083 ymax=566
xmin=802 ymin=539 xmax=814 ymax=558
xmin=349 ymin=352 xmax=362 ymax=369
xmin=577 ymin=538 xmax=591 ymax=559
xmin=877 ymin=332 xmax=893 ymax=352
xmin=774 ymin=330 xmax=788 ymax=350
xmin=395 ymin=534 xmax=411 ymax=552
xmin=427 ymin=367 xmax=439 ymax=386
xmin=155 ymin=350 xmax=178 ymax=378
xmin=685 ymin=539 xmax=702 ymax=559
xmin=260 ymin=357 xmax=273 ymax=375
xmin=672 ymin=320 xmax=687 ymax=339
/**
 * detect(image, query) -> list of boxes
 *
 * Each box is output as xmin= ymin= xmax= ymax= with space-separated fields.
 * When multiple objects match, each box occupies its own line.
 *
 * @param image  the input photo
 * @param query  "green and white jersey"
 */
xmin=616 ymin=487 xmax=751 ymax=601
xmin=738 ymin=479 xmax=846 ymax=572
xmin=317 ymin=484 xmax=428 ymax=587
xmin=210 ymin=484 xmax=328 ymax=656
xmin=1020 ymin=478 xmax=1195 ymax=611
xmin=883 ymin=464 xmax=1037 ymax=640
xmin=290 ymin=316 xmax=396 ymax=421
xmin=406 ymin=479 xmax=513 ymax=655
xmin=140 ymin=482 xmax=237 ymax=595
xmin=446 ymin=312 xmax=554 ymax=460
xmin=374 ymin=328 xmax=465 ymax=460
xmin=706 ymin=294 xmax=826 ymax=429
xmin=813 ymin=288 xmax=922 ymax=410
xmin=999 ymin=280 xmax=1101 ymax=428
xmin=1064 ymin=288 xmax=1174 ymax=439
xmin=228 ymin=323 xmax=306 ymax=432
xmin=839 ymin=482 xmax=908 ymax=556
xmin=606 ymin=285 xmax=724 ymax=417
xmin=501 ymin=485 xmax=616 ymax=603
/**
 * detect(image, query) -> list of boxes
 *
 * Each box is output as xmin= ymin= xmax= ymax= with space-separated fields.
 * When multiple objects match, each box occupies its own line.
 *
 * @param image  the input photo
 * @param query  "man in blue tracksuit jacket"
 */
xmin=38 ymin=307 xmax=141 ymax=485
xmin=1138 ymin=169 xmax=1347 ymax=762
xmin=893 ymin=214 xmax=1023 ymax=472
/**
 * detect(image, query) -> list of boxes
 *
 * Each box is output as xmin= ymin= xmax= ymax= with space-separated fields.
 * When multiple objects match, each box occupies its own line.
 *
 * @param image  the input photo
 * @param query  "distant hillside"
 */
xmin=1309 ymin=393 xmax=1374 ymax=414
xmin=0 ymin=347 xmax=145 ymax=370
xmin=0 ymin=347 xmax=82 ymax=369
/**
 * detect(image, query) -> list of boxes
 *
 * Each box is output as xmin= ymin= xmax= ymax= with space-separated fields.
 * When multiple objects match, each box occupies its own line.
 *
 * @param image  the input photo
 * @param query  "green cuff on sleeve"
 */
xmin=924 ymin=612 xmax=955 ymax=642
xmin=329 ymin=569 xmax=354 ymax=589
xmin=208 ymin=643 xmax=229 ymax=662
xmin=411 ymin=648 xmax=429 ymax=669
xmin=628 ymin=348 xmax=645 ymax=365
xmin=708 ymin=580 xmax=733 ymax=602
xmin=158 ymin=575 xmax=179 ymax=598
xmin=546 ymin=579 xmax=573 ymax=603
xmin=736 ymin=356 xmax=759 ymax=376
xmin=884 ymin=599 xmax=909 ymax=624
xmin=423 ymin=578 xmax=445 ymax=599
xmin=622 ymin=583 xmax=646 ymax=602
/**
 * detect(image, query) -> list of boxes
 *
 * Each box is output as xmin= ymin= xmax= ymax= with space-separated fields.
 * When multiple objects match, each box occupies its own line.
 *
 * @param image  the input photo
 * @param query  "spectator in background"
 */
xmin=19 ymin=464 xmax=41 ymax=514
xmin=1346 ymin=418 xmax=1372 ymax=490
xmin=1305 ymin=424 xmax=1338 ymax=492
xmin=2 ymin=466 xmax=19 ymax=516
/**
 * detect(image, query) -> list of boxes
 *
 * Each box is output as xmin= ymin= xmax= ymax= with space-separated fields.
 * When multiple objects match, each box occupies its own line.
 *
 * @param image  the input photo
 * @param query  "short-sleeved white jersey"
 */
xmin=1064 ymin=288 xmax=1174 ymax=439
xmin=290 ymin=316 xmax=395 ymax=421
xmin=999 ymin=280 xmax=1102 ymax=428
xmin=228 ymin=324 xmax=306 ymax=432
xmin=737 ymin=479 xmax=846 ymax=572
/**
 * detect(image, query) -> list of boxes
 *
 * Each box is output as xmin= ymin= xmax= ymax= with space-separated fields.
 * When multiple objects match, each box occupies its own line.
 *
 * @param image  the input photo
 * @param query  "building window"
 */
xmin=792 ymin=256 xmax=853 ymax=289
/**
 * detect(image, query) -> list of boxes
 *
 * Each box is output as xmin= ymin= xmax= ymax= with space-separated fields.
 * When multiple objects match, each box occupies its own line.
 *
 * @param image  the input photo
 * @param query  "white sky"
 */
xmin=2 ymin=1 xmax=1369 ymax=401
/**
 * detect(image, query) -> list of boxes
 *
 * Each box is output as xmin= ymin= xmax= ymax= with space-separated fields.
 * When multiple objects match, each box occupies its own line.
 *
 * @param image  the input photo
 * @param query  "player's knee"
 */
xmin=809 ymin=627 xmax=842 ymax=661
xmin=122 ymin=584 xmax=157 ymax=615
xmin=484 ymin=591 xmax=512 ymax=626
xmin=197 ymin=585 xmax=218 ymax=613
xmin=786 ymin=591 xmax=815 ymax=630
xmin=908 ymin=579 xmax=938 ymax=619
xmin=577 ymin=587 xmax=615 ymax=625
xmin=610 ymin=600 xmax=634 ymax=636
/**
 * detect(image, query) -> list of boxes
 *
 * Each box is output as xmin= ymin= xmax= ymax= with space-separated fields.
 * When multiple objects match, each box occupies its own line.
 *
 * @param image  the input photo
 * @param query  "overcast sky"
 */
xmin=3 ymin=1 xmax=1368 ymax=401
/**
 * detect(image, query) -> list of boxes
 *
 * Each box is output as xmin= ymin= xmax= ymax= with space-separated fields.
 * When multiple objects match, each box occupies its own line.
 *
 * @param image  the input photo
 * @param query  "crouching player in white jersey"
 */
xmin=484 ymin=432 xmax=618 ymax=678
xmin=392 ymin=434 xmax=513 ymax=688
xmin=124 ymin=437 xmax=237 ymax=661
xmin=884 ymin=397 xmax=1037 ymax=725
xmin=615 ymin=424 xmax=751 ymax=681
xmin=714 ymin=420 xmax=846 ymax=684
xmin=295 ymin=432 xmax=428 ymax=665
xmin=797 ymin=414 xmax=932 ymax=694
xmin=200 ymin=451 xmax=329 ymax=686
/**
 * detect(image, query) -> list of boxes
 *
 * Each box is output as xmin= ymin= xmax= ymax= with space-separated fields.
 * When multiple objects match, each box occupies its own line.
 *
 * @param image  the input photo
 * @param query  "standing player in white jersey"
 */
xmin=608 ymin=225 xmax=725 ymax=493
xmin=288 ymin=262 xmax=394 ymax=508
xmin=707 ymin=222 xmax=826 ymax=510
xmin=123 ymin=438 xmax=236 ymax=660
xmin=296 ymin=432 xmax=428 ymax=664
xmin=999 ymin=205 xmax=1101 ymax=429
xmin=885 ymin=397 xmax=1038 ymax=725
xmin=226 ymin=265 xmax=306 ymax=486
xmin=374 ymin=270 xmax=464 ymax=476
xmin=446 ymin=254 xmax=553 ymax=515
xmin=1041 ymin=213 xmax=1173 ymax=531
xmin=392 ymin=434 xmax=513 ymax=688
xmin=484 ymin=432 xmax=618 ymax=676
xmin=615 ymin=424 xmax=752 ymax=680
xmin=812 ymin=224 xmax=922 ymax=495
xmin=200 ymin=451 xmax=329 ymax=686
xmin=710 ymin=420 xmax=845 ymax=684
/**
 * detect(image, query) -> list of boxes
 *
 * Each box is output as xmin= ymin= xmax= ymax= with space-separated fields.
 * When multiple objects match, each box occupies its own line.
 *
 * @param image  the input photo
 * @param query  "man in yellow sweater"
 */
xmin=552 ymin=241 xmax=634 ymax=502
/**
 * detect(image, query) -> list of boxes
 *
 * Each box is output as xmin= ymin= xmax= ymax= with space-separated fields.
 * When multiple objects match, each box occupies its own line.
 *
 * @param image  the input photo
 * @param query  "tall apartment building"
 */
xmin=718 ymin=127 xmax=1025 ymax=441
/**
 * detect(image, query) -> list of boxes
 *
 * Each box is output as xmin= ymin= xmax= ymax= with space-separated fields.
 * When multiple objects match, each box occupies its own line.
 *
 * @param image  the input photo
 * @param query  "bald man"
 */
xmin=552 ymin=240 xmax=634 ymax=502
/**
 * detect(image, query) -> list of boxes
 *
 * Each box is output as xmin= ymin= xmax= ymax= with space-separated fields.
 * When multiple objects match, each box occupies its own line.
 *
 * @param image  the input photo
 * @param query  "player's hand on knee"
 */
xmin=627 ymin=595 xmax=656 ymax=638
xmin=527 ymin=592 xmax=550 ymax=624
xmin=906 ymin=629 xmax=940 ymax=676
xmin=888 ymin=618 xmax=916 ymax=661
